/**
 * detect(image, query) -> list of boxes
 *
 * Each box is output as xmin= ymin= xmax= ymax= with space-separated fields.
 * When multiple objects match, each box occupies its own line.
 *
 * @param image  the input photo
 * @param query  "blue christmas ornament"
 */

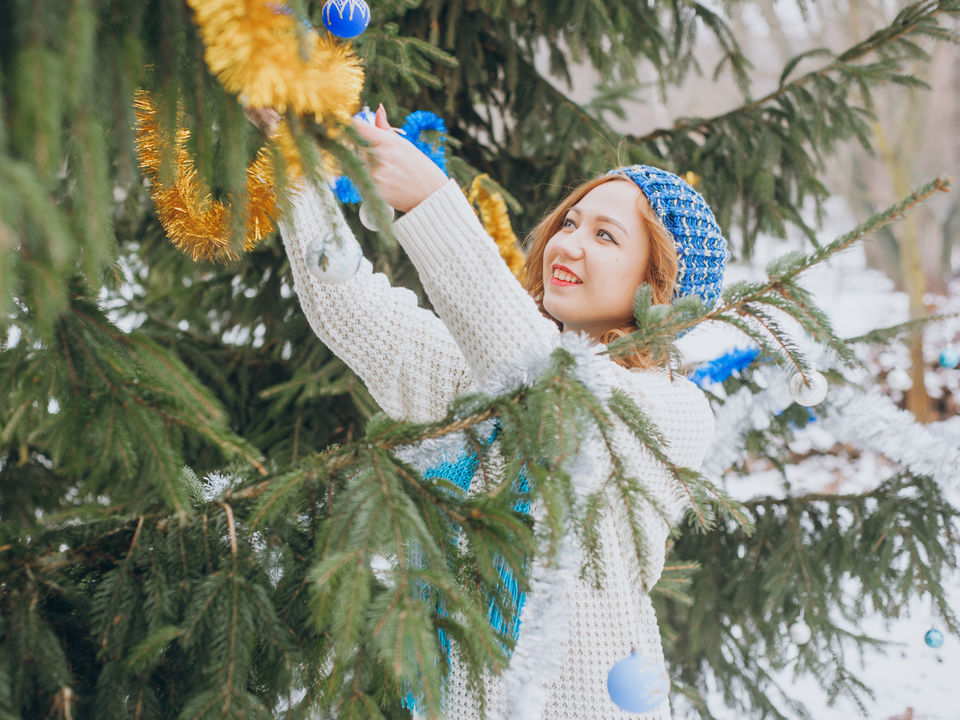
xmin=322 ymin=0 xmax=370 ymax=38
xmin=607 ymin=649 xmax=670 ymax=713
xmin=925 ymin=628 xmax=944 ymax=648
xmin=939 ymin=345 xmax=960 ymax=369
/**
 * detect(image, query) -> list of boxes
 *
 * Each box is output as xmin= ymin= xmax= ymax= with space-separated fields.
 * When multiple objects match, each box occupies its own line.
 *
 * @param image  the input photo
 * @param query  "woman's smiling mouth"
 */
xmin=550 ymin=263 xmax=582 ymax=286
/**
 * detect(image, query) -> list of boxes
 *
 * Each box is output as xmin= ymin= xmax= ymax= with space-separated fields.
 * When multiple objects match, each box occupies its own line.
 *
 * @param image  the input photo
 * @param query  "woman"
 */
xmin=269 ymin=105 xmax=722 ymax=719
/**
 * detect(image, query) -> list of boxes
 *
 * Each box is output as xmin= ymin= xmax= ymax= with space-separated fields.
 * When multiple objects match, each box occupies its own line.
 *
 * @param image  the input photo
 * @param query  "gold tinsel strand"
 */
xmin=134 ymin=91 xmax=304 ymax=263
xmin=186 ymin=0 xmax=364 ymax=124
xmin=467 ymin=174 xmax=525 ymax=276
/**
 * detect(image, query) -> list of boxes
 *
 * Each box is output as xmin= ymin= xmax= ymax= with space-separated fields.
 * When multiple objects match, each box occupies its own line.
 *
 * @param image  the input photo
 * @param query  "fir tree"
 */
xmin=1 ymin=1 xmax=959 ymax=719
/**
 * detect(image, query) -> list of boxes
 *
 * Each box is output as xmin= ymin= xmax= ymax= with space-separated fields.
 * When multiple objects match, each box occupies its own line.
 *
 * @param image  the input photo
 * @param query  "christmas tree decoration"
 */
xmin=358 ymin=201 xmax=395 ymax=232
xmin=187 ymin=0 xmax=364 ymax=122
xmin=322 ymin=0 xmax=371 ymax=39
xmin=606 ymin=649 xmax=671 ymax=713
xmin=134 ymin=92 xmax=282 ymax=262
xmin=305 ymin=230 xmax=363 ymax=283
xmin=353 ymin=106 xmax=377 ymax=125
xmin=468 ymin=174 xmax=526 ymax=277
xmin=939 ymin=345 xmax=960 ymax=369
xmin=689 ymin=346 xmax=762 ymax=387
xmin=925 ymin=628 xmax=944 ymax=648
xmin=788 ymin=369 xmax=828 ymax=407
xmin=886 ymin=368 xmax=914 ymax=391
xmin=400 ymin=111 xmax=449 ymax=176
xmin=789 ymin=615 xmax=812 ymax=645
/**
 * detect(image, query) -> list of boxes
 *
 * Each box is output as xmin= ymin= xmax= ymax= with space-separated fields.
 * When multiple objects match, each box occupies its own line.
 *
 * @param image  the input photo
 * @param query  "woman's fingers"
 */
xmin=375 ymin=103 xmax=390 ymax=130
xmin=352 ymin=116 xmax=385 ymax=146
xmin=243 ymin=106 xmax=280 ymax=138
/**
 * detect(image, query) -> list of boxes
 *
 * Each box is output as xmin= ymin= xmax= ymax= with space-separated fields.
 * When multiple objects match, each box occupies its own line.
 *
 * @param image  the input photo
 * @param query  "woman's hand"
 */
xmin=353 ymin=105 xmax=448 ymax=213
xmin=243 ymin=105 xmax=281 ymax=139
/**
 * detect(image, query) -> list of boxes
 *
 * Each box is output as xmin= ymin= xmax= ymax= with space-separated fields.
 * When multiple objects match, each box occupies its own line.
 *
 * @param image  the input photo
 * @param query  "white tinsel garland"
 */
xmin=703 ymin=365 xmax=960 ymax=492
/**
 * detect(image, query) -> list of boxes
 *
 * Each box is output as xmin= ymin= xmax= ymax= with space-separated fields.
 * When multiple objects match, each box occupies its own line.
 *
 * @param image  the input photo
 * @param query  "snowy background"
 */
xmin=677 ymin=198 xmax=960 ymax=720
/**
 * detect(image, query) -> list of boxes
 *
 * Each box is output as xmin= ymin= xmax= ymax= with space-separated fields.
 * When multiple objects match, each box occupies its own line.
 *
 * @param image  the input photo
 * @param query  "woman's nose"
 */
xmin=552 ymin=231 xmax=585 ymax=260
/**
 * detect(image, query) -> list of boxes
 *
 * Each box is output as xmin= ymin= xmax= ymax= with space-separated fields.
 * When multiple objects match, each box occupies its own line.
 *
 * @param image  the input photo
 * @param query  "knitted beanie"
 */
xmin=610 ymin=165 xmax=727 ymax=308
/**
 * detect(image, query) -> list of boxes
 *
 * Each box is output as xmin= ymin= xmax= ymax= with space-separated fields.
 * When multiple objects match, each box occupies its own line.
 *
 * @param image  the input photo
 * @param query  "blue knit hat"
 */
xmin=610 ymin=165 xmax=727 ymax=308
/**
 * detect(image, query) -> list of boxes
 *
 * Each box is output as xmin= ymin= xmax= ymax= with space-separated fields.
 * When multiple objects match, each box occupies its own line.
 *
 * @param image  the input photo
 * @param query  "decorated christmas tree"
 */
xmin=1 ymin=0 xmax=959 ymax=719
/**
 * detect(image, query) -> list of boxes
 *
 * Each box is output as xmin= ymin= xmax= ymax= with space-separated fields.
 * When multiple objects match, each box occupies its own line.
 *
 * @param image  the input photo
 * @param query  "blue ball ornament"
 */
xmin=322 ymin=0 xmax=370 ymax=39
xmin=607 ymin=649 xmax=670 ymax=713
xmin=925 ymin=628 xmax=944 ymax=648
xmin=940 ymin=346 xmax=960 ymax=369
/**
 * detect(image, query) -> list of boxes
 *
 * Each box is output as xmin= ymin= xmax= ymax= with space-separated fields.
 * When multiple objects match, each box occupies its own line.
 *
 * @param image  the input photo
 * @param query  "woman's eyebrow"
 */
xmin=595 ymin=214 xmax=627 ymax=236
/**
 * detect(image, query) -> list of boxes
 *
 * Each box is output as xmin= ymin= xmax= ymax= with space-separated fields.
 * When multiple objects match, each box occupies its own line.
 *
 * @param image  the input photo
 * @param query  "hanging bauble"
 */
xmin=939 ymin=345 xmax=960 ymax=369
xmin=358 ymin=201 xmax=395 ymax=232
xmin=886 ymin=368 xmax=913 ymax=392
xmin=322 ymin=0 xmax=370 ymax=38
xmin=788 ymin=369 xmax=828 ymax=407
xmin=306 ymin=230 xmax=363 ymax=283
xmin=925 ymin=628 xmax=944 ymax=648
xmin=789 ymin=618 xmax=812 ymax=645
xmin=606 ymin=649 xmax=670 ymax=713
xmin=353 ymin=105 xmax=376 ymax=125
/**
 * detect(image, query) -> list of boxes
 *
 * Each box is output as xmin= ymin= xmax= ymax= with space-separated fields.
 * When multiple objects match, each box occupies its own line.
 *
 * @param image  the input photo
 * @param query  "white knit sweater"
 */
xmin=278 ymin=179 xmax=714 ymax=720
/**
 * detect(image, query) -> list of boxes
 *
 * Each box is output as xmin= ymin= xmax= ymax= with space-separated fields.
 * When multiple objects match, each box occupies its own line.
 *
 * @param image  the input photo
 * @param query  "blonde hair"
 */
xmin=519 ymin=174 xmax=679 ymax=370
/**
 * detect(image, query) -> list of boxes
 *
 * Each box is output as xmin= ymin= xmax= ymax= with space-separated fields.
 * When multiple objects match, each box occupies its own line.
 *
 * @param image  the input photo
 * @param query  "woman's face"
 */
xmin=541 ymin=180 xmax=650 ymax=339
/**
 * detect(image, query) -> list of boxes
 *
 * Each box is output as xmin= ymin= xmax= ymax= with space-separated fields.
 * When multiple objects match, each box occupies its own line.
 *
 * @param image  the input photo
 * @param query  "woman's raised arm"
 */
xmin=278 ymin=179 xmax=474 ymax=423
xmin=390 ymin=180 xmax=561 ymax=389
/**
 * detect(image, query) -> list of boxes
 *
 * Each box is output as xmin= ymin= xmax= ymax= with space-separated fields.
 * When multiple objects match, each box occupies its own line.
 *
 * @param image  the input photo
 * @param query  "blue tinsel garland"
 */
xmin=403 ymin=423 xmax=527 ymax=711
xmin=689 ymin=346 xmax=760 ymax=387
xmin=334 ymin=110 xmax=449 ymax=204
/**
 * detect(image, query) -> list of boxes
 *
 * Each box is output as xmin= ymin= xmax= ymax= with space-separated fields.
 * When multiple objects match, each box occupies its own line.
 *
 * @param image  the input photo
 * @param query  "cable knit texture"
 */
xmin=278 ymin=178 xmax=714 ymax=720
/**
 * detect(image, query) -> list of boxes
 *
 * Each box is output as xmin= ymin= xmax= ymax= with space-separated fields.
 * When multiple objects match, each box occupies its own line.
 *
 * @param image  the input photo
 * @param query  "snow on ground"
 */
xmin=676 ymin=198 xmax=960 ymax=720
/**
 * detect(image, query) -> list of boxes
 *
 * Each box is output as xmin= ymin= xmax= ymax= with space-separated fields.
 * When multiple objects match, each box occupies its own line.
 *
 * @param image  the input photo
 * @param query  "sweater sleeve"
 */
xmin=278 ymin=180 xmax=475 ymax=424
xmin=391 ymin=179 xmax=560 ymax=388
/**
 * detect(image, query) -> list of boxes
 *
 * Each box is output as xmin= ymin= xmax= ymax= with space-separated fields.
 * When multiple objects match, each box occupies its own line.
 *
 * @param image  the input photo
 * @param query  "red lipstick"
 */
xmin=550 ymin=263 xmax=582 ymax=287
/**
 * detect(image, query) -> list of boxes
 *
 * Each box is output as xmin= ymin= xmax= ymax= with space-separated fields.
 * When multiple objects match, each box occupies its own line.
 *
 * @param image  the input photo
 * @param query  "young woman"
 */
xmin=270 ymin=106 xmax=723 ymax=719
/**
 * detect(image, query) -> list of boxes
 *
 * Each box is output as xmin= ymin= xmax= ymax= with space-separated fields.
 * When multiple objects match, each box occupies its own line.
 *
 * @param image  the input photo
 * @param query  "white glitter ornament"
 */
xmin=789 ymin=611 xmax=812 ymax=645
xmin=306 ymin=230 xmax=362 ymax=284
xmin=886 ymin=368 xmax=913 ymax=392
xmin=788 ymin=369 xmax=828 ymax=407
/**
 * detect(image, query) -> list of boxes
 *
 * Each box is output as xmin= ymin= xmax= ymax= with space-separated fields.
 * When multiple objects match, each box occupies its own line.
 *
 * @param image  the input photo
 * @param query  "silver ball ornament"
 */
xmin=886 ymin=368 xmax=913 ymax=392
xmin=789 ymin=619 xmax=812 ymax=645
xmin=306 ymin=231 xmax=362 ymax=284
xmin=788 ymin=370 xmax=828 ymax=407
xmin=358 ymin=201 xmax=395 ymax=233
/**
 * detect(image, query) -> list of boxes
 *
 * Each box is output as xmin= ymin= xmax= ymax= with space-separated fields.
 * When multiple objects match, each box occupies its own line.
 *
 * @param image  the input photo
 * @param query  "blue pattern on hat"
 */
xmin=610 ymin=165 xmax=727 ymax=308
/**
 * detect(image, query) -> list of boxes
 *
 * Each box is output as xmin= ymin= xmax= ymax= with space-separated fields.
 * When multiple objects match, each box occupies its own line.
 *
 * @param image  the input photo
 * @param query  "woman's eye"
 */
xmin=562 ymin=218 xmax=576 ymax=229
xmin=598 ymin=229 xmax=619 ymax=245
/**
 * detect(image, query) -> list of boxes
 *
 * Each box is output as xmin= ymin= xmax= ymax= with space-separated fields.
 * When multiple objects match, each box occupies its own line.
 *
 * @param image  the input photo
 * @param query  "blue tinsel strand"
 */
xmin=333 ymin=175 xmax=363 ymax=204
xmin=334 ymin=110 xmax=449 ymax=204
xmin=400 ymin=111 xmax=448 ymax=176
xmin=689 ymin=346 xmax=761 ymax=387
xmin=403 ymin=423 xmax=528 ymax=712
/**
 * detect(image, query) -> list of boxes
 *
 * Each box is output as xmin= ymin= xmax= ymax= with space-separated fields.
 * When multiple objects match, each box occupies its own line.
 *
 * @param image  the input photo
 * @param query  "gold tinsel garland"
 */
xmin=467 ymin=174 xmax=525 ymax=277
xmin=134 ymin=91 xmax=303 ymax=262
xmin=186 ymin=0 xmax=364 ymax=124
